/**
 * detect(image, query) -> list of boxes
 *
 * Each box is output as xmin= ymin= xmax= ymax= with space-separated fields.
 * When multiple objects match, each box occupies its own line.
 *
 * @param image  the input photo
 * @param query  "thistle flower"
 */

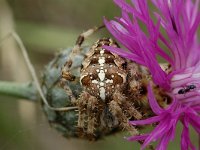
xmin=104 ymin=0 xmax=200 ymax=149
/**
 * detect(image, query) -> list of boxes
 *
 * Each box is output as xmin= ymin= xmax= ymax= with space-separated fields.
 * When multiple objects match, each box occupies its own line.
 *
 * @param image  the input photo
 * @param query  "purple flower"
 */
xmin=104 ymin=0 xmax=200 ymax=149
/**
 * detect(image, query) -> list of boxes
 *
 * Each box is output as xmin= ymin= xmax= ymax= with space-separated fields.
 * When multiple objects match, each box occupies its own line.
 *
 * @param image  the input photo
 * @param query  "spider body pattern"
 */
xmin=80 ymin=38 xmax=127 ymax=102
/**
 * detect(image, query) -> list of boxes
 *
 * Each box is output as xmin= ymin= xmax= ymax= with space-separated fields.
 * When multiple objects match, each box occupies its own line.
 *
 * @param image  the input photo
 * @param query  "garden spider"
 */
xmin=60 ymin=26 xmax=150 ymax=139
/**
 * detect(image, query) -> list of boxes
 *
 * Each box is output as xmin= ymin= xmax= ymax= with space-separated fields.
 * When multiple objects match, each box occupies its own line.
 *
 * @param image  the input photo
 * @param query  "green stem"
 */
xmin=0 ymin=81 xmax=39 ymax=101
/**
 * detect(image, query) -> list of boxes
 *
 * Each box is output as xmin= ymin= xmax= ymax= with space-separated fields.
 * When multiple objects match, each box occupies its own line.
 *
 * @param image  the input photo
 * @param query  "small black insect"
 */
xmin=178 ymin=84 xmax=196 ymax=94
xmin=187 ymin=85 xmax=196 ymax=90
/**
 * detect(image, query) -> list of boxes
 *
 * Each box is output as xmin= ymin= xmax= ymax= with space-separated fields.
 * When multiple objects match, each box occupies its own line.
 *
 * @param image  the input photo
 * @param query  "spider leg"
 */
xmin=120 ymin=98 xmax=143 ymax=120
xmin=77 ymin=92 xmax=88 ymax=129
xmin=75 ymin=25 xmax=105 ymax=46
xmin=86 ymin=94 xmax=99 ymax=135
xmin=59 ymin=78 xmax=77 ymax=105
xmin=77 ymin=91 xmax=99 ymax=139
xmin=110 ymin=91 xmax=155 ymax=150
xmin=109 ymin=90 xmax=140 ymax=135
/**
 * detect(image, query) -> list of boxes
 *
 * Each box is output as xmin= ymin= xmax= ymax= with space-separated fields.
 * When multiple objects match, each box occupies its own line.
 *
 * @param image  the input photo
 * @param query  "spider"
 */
xmin=60 ymin=26 xmax=171 ymax=141
xmin=60 ymin=26 xmax=146 ymax=139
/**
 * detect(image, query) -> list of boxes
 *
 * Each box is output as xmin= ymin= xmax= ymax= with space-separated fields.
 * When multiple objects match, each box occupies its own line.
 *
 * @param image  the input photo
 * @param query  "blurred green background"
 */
xmin=0 ymin=0 xmax=198 ymax=150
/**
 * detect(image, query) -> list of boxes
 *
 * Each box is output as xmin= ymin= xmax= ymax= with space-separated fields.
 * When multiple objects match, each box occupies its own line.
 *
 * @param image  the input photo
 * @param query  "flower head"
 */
xmin=104 ymin=0 xmax=200 ymax=149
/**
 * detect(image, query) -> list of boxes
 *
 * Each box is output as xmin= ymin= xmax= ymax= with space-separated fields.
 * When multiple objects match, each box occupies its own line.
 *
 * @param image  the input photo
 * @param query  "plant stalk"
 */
xmin=0 ymin=81 xmax=39 ymax=101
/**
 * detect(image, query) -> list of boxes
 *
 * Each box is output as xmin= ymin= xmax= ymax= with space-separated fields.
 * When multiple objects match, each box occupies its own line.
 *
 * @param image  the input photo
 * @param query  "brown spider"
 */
xmin=60 ymin=26 xmax=172 ymax=142
xmin=60 ymin=26 xmax=144 ymax=139
xmin=78 ymin=38 xmax=144 ymax=135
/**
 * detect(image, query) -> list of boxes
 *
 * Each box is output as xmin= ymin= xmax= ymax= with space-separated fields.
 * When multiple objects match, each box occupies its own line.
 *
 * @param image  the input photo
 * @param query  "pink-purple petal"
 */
xmin=147 ymin=84 xmax=163 ymax=114
xmin=181 ymin=116 xmax=197 ymax=150
xmin=106 ymin=0 xmax=200 ymax=149
xmin=156 ymin=127 xmax=175 ymax=150
xmin=141 ymin=117 xmax=175 ymax=149
xmin=103 ymin=45 xmax=145 ymax=66
xmin=129 ymin=116 xmax=161 ymax=126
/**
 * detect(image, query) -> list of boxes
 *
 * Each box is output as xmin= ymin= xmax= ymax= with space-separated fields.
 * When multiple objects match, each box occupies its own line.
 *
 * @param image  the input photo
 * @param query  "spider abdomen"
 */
xmin=80 ymin=38 xmax=127 ymax=101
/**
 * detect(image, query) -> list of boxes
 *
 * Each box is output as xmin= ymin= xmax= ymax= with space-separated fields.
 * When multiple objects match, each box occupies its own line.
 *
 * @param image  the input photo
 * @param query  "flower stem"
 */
xmin=0 ymin=81 xmax=39 ymax=101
